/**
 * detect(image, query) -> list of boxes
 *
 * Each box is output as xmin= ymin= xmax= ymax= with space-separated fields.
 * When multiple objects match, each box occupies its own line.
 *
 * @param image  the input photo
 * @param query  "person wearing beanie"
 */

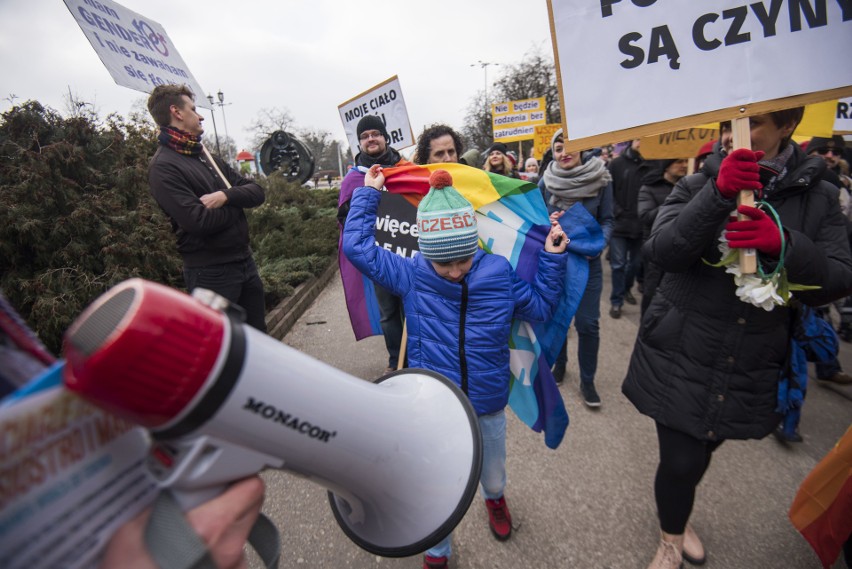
xmin=806 ymin=135 xmax=851 ymax=194
xmin=352 ymin=114 xmax=398 ymax=168
xmin=539 ymin=128 xmax=614 ymax=408
xmin=343 ymin=166 xmax=568 ymax=569
xmin=522 ymin=157 xmax=540 ymax=183
xmin=636 ymin=158 xmax=688 ymax=315
xmin=622 ymin=107 xmax=852 ymax=569
xmin=506 ymin=150 xmax=518 ymax=168
xmin=338 ymin=114 xmax=411 ymax=373
xmin=483 ymin=141 xmax=520 ymax=178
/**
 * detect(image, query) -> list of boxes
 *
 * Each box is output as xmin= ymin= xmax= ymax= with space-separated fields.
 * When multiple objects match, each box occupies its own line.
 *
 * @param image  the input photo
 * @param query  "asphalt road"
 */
xmin=253 ymin=265 xmax=852 ymax=569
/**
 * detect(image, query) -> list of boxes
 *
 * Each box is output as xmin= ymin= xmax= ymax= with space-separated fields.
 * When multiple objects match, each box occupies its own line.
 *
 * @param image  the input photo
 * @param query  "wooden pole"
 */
xmin=202 ymin=145 xmax=232 ymax=189
xmin=731 ymin=117 xmax=757 ymax=274
xmin=396 ymin=320 xmax=408 ymax=371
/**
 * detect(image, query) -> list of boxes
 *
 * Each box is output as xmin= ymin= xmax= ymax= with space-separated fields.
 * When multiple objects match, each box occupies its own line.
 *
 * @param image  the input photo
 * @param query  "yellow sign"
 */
xmin=492 ymin=97 xmax=547 ymax=143
xmin=641 ymin=127 xmax=717 ymax=159
xmin=532 ymin=124 xmax=562 ymax=160
xmin=641 ymin=101 xmax=839 ymax=159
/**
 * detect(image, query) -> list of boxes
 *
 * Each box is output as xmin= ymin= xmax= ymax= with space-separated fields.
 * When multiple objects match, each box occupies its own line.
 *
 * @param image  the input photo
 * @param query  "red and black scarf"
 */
xmin=158 ymin=126 xmax=203 ymax=156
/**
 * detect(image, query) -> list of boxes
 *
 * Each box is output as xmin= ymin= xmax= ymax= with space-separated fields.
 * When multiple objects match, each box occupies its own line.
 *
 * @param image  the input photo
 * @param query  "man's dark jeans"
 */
xmin=184 ymin=257 xmax=267 ymax=333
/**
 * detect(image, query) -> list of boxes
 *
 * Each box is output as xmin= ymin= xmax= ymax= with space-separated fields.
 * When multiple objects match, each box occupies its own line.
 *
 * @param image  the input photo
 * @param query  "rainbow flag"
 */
xmin=338 ymin=163 xmax=605 ymax=449
xmin=789 ymin=425 xmax=852 ymax=568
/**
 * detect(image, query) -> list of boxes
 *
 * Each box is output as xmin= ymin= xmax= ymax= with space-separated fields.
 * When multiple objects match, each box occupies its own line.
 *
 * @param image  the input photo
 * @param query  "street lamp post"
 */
xmin=216 ymin=90 xmax=231 ymax=148
xmin=205 ymin=94 xmax=221 ymax=155
xmin=471 ymin=60 xmax=499 ymax=112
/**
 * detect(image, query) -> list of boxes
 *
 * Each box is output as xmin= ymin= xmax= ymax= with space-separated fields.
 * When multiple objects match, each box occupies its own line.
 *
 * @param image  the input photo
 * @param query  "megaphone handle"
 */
xmin=147 ymin=435 xmax=284 ymax=510
xmin=169 ymin=484 xmax=228 ymax=512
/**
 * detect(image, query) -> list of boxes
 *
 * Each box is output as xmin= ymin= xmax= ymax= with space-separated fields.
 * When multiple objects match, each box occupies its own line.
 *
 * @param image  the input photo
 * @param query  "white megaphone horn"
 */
xmin=61 ymin=278 xmax=482 ymax=557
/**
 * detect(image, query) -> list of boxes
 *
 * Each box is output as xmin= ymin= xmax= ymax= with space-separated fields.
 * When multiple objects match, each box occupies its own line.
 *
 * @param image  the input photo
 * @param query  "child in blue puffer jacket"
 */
xmin=343 ymin=165 xmax=568 ymax=569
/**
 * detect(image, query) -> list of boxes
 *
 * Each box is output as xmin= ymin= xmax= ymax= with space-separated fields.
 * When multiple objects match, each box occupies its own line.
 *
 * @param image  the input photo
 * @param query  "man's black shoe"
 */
xmin=624 ymin=290 xmax=637 ymax=305
xmin=581 ymin=382 xmax=601 ymax=408
xmin=552 ymin=363 xmax=566 ymax=384
xmin=609 ymin=305 xmax=621 ymax=319
xmin=773 ymin=424 xmax=803 ymax=443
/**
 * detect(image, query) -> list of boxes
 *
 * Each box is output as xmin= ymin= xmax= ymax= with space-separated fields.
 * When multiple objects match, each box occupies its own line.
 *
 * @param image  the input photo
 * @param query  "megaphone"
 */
xmin=61 ymin=279 xmax=482 ymax=557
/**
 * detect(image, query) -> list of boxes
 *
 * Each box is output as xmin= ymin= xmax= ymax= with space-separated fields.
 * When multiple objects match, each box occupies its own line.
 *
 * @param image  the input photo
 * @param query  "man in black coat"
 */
xmin=607 ymin=139 xmax=647 ymax=318
xmin=147 ymin=84 xmax=267 ymax=332
xmin=338 ymin=115 xmax=410 ymax=372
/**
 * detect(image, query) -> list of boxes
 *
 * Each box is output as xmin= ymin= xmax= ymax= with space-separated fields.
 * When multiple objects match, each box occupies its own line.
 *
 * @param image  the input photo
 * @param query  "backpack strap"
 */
xmin=144 ymin=490 xmax=280 ymax=569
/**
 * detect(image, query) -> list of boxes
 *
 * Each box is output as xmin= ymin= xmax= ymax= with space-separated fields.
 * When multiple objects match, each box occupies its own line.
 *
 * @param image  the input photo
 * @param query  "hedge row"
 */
xmin=0 ymin=101 xmax=339 ymax=354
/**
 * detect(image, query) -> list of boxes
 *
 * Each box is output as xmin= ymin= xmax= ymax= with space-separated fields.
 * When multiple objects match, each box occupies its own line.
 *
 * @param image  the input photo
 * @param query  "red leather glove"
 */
xmin=725 ymin=205 xmax=782 ymax=257
xmin=715 ymin=149 xmax=765 ymax=198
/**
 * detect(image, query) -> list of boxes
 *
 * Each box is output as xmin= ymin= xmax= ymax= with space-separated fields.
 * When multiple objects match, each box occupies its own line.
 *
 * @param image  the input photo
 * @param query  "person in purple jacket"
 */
xmin=343 ymin=165 xmax=568 ymax=569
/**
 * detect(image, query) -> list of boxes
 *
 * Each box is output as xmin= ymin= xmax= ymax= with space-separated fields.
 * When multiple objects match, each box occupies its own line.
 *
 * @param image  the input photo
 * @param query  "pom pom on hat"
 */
xmin=429 ymin=169 xmax=453 ymax=189
xmin=417 ymin=169 xmax=479 ymax=263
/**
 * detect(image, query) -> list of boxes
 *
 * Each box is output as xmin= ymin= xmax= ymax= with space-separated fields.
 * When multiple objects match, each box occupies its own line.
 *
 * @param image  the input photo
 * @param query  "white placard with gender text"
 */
xmin=63 ymin=0 xmax=208 ymax=105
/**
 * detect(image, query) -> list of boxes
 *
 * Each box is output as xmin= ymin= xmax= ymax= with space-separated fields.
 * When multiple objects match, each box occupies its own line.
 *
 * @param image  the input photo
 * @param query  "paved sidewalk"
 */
xmin=255 ymin=267 xmax=852 ymax=569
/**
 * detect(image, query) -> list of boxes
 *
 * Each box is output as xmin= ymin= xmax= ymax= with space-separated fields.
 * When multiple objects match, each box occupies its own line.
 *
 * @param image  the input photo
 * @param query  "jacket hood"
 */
xmin=782 ymin=143 xmax=828 ymax=191
xmin=641 ymin=160 xmax=678 ymax=186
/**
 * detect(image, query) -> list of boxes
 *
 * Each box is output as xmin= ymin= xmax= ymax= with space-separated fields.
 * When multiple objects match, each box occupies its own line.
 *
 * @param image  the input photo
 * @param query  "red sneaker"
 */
xmin=423 ymin=554 xmax=448 ymax=569
xmin=485 ymin=496 xmax=512 ymax=541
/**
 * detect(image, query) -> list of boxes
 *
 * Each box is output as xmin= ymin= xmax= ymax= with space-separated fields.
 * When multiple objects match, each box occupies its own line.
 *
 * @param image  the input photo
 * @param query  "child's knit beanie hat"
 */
xmin=416 ymin=170 xmax=479 ymax=262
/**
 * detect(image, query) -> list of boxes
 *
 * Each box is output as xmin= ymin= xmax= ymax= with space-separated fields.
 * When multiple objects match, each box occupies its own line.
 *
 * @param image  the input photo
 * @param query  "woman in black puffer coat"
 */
xmin=622 ymin=108 xmax=852 ymax=569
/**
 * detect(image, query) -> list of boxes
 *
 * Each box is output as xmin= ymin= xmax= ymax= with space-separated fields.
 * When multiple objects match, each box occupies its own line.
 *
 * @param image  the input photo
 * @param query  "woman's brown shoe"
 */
xmin=648 ymin=539 xmax=683 ymax=569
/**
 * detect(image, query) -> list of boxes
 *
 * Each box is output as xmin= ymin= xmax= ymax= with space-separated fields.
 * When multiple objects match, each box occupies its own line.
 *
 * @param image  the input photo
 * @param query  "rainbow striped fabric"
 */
xmin=338 ymin=163 xmax=605 ymax=449
xmin=789 ymin=425 xmax=852 ymax=568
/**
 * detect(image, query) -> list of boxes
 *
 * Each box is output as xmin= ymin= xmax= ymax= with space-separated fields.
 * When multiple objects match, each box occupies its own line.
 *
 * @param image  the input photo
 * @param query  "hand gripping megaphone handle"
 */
xmin=62 ymin=279 xmax=483 ymax=558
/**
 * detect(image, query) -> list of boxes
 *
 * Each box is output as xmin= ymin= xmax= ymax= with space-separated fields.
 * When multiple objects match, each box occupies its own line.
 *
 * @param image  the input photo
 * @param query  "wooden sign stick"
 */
xmin=202 ymin=145 xmax=232 ymax=189
xmin=397 ymin=320 xmax=408 ymax=371
xmin=731 ymin=116 xmax=757 ymax=274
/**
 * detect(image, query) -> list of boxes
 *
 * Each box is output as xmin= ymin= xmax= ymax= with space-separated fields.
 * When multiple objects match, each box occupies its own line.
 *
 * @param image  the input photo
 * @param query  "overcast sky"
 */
xmin=0 ymin=0 xmax=553 ymax=153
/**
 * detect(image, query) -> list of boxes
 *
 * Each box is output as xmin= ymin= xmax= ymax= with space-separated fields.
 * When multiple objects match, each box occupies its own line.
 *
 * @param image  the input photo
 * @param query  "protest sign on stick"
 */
xmin=837 ymin=98 xmax=852 ymax=134
xmin=338 ymin=76 xmax=414 ymax=157
xmin=532 ymin=124 xmax=562 ymax=160
xmin=641 ymin=101 xmax=838 ymax=159
xmin=547 ymin=1 xmax=852 ymax=152
xmin=63 ymin=0 xmax=207 ymax=106
xmin=732 ymin=116 xmax=757 ymax=273
xmin=492 ymin=98 xmax=547 ymax=143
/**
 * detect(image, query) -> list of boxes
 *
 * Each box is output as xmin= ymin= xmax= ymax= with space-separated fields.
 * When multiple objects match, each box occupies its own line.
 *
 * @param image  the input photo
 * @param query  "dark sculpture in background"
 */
xmin=258 ymin=131 xmax=316 ymax=184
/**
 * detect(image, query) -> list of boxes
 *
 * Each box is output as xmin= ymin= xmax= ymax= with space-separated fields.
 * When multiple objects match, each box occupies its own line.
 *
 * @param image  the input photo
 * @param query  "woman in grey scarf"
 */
xmin=539 ymin=129 xmax=614 ymax=407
